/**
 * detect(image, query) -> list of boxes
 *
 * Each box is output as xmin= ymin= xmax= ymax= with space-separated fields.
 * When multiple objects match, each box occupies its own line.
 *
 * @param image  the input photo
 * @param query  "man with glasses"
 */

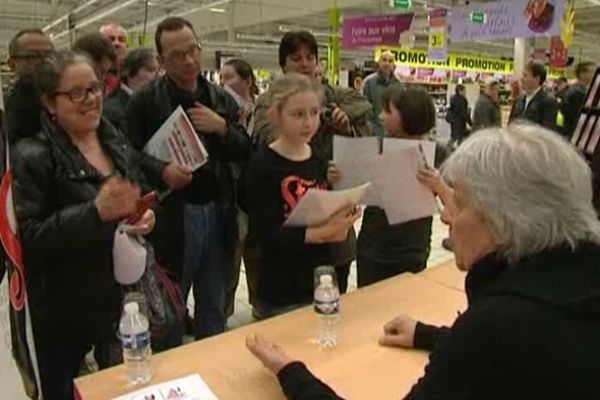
xmin=5 ymin=29 xmax=54 ymax=145
xmin=125 ymin=17 xmax=250 ymax=339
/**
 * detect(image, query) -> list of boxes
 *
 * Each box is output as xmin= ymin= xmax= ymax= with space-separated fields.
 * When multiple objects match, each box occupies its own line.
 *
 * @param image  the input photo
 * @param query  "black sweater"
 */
xmin=277 ymin=243 xmax=600 ymax=400
xmin=246 ymin=145 xmax=339 ymax=306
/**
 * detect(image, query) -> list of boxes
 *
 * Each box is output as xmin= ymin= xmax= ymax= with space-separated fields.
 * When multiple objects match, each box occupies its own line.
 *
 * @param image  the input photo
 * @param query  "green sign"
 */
xmin=391 ymin=0 xmax=411 ymax=10
xmin=470 ymin=11 xmax=487 ymax=24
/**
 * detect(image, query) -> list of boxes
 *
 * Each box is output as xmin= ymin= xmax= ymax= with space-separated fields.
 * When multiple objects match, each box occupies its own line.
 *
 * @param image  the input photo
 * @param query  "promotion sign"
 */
xmin=342 ymin=14 xmax=414 ymax=49
xmin=375 ymin=47 xmax=514 ymax=74
xmin=549 ymin=36 xmax=568 ymax=68
xmin=449 ymin=0 xmax=565 ymax=42
xmin=428 ymin=9 xmax=448 ymax=62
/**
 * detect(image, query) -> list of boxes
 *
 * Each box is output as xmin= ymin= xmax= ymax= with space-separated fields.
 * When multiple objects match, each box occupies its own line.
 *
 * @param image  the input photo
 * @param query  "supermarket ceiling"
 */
xmin=1 ymin=0 xmax=600 ymax=64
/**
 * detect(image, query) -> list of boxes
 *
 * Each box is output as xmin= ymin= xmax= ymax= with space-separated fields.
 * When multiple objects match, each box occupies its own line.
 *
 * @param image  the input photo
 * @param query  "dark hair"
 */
xmin=72 ymin=33 xmax=117 ymax=64
xmin=155 ymin=17 xmax=196 ymax=55
xmin=224 ymin=58 xmax=259 ymax=97
xmin=575 ymin=61 xmax=596 ymax=79
xmin=278 ymin=31 xmax=318 ymax=69
xmin=455 ymin=84 xmax=465 ymax=95
xmin=8 ymin=29 xmax=47 ymax=58
xmin=34 ymin=50 xmax=94 ymax=97
xmin=525 ymin=61 xmax=547 ymax=85
xmin=382 ymin=86 xmax=435 ymax=136
xmin=121 ymin=48 xmax=156 ymax=82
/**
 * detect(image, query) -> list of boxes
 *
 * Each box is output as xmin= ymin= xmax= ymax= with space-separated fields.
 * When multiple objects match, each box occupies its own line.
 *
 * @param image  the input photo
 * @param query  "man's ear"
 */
xmin=7 ymin=59 xmax=16 ymax=73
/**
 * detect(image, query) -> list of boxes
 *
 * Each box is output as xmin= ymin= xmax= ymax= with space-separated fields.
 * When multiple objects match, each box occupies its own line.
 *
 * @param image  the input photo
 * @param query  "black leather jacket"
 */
xmin=124 ymin=74 xmax=250 ymax=276
xmin=11 ymin=113 xmax=149 ymax=334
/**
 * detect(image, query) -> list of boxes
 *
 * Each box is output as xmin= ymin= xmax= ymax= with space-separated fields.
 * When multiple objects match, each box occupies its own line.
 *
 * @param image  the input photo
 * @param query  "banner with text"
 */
xmin=428 ymin=9 xmax=448 ymax=62
xmin=449 ymin=0 xmax=565 ymax=42
xmin=376 ymin=47 xmax=514 ymax=74
xmin=342 ymin=14 xmax=414 ymax=49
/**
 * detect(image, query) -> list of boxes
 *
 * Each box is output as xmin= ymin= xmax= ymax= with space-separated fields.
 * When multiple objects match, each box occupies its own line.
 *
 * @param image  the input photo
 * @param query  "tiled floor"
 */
xmin=222 ymin=214 xmax=454 ymax=330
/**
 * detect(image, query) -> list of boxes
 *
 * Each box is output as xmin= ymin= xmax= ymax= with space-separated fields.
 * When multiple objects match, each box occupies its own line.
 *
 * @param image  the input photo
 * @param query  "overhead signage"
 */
xmin=342 ymin=14 xmax=414 ymax=49
xmin=428 ymin=9 xmax=448 ymax=62
xmin=376 ymin=47 xmax=514 ymax=74
xmin=449 ymin=0 xmax=565 ymax=42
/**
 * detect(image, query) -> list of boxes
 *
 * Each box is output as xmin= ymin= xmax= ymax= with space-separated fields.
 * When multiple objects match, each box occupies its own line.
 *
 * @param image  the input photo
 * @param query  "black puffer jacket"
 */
xmin=12 ymin=113 xmax=149 ymax=336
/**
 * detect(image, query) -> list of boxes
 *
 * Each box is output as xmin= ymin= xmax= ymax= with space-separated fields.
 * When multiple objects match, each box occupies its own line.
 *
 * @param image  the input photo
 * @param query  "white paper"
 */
xmin=333 ymin=136 xmax=382 ymax=206
xmin=144 ymin=106 xmax=209 ymax=171
xmin=112 ymin=374 xmax=218 ymax=400
xmin=378 ymin=147 xmax=436 ymax=225
xmin=333 ymin=136 xmax=436 ymax=225
xmin=283 ymin=183 xmax=370 ymax=227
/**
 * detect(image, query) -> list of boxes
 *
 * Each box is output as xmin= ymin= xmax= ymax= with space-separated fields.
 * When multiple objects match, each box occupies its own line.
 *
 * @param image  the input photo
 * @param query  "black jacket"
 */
xmin=448 ymin=94 xmax=471 ymax=138
xmin=277 ymin=243 xmax=600 ymax=400
xmin=124 ymin=74 xmax=250 ymax=276
xmin=103 ymin=85 xmax=130 ymax=131
xmin=513 ymin=89 xmax=559 ymax=132
xmin=472 ymin=93 xmax=501 ymax=131
xmin=560 ymin=83 xmax=587 ymax=138
xmin=5 ymin=74 xmax=43 ymax=145
xmin=12 ymin=113 xmax=149 ymax=338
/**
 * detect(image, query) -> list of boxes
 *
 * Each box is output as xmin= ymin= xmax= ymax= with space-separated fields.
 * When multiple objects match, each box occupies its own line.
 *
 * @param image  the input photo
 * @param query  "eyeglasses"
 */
xmin=12 ymin=49 xmax=54 ymax=62
xmin=163 ymin=43 xmax=202 ymax=62
xmin=53 ymin=82 xmax=104 ymax=103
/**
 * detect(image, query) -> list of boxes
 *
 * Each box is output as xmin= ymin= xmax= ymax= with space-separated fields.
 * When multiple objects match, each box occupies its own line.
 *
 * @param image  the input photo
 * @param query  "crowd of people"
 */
xmin=1 ymin=15 xmax=599 ymax=400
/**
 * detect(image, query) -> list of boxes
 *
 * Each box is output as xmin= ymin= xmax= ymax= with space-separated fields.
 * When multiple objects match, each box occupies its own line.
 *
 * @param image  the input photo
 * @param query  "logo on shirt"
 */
xmin=281 ymin=175 xmax=326 ymax=218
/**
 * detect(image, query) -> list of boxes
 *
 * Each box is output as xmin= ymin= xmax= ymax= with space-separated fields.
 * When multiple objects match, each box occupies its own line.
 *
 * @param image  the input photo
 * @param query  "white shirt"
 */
xmin=525 ymin=86 xmax=542 ymax=110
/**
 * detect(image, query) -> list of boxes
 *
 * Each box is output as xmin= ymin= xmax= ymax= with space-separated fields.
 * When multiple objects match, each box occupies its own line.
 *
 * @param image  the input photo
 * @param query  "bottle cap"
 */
xmin=124 ymin=302 xmax=139 ymax=315
xmin=319 ymin=274 xmax=333 ymax=285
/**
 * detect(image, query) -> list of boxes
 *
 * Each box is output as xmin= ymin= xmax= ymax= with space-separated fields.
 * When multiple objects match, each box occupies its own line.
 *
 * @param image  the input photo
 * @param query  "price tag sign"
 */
xmin=428 ymin=9 xmax=448 ymax=62
xmin=429 ymin=31 xmax=445 ymax=48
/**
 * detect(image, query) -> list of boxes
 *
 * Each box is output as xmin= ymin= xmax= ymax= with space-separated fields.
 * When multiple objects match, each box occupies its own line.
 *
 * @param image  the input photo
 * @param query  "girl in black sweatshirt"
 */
xmin=245 ymin=74 xmax=360 ymax=318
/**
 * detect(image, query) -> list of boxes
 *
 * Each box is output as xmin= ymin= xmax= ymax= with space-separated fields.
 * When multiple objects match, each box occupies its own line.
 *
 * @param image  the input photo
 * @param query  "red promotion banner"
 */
xmin=549 ymin=36 xmax=568 ymax=68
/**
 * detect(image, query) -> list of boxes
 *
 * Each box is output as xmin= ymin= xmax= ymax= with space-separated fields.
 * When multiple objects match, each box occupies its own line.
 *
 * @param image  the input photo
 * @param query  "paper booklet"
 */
xmin=283 ymin=183 xmax=370 ymax=227
xmin=143 ymin=106 xmax=209 ymax=171
xmin=111 ymin=374 xmax=218 ymax=400
xmin=333 ymin=136 xmax=436 ymax=225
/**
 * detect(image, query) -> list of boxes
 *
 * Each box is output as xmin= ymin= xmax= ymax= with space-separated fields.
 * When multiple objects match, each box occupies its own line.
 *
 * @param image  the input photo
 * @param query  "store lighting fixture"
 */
xmin=209 ymin=7 xmax=227 ymax=13
xmin=128 ymin=0 xmax=232 ymax=32
xmin=43 ymin=0 xmax=100 ymax=32
xmin=51 ymin=0 xmax=141 ymax=41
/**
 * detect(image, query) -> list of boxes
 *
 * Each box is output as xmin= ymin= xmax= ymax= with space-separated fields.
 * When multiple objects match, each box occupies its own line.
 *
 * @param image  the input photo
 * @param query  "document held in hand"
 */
xmin=284 ymin=183 xmax=370 ymax=227
xmin=333 ymin=136 xmax=436 ymax=225
xmin=143 ymin=106 xmax=209 ymax=171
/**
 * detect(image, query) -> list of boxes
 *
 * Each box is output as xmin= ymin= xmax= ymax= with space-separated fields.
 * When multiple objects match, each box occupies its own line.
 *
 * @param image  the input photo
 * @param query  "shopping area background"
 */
xmin=0 ymin=0 xmax=599 ymax=398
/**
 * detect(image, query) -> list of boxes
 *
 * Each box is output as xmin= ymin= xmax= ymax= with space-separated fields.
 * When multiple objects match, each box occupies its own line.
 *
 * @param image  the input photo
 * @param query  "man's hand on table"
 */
xmin=246 ymin=334 xmax=294 ymax=375
xmin=378 ymin=315 xmax=417 ymax=348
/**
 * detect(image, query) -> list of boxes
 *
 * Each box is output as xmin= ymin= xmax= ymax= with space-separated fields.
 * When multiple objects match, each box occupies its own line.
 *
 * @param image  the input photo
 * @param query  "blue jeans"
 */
xmin=180 ymin=202 xmax=228 ymax=339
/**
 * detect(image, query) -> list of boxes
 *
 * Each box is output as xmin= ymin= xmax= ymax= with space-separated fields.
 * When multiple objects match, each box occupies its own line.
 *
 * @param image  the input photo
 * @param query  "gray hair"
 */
xmin=442 ymin=123 xmax=600 ymax=262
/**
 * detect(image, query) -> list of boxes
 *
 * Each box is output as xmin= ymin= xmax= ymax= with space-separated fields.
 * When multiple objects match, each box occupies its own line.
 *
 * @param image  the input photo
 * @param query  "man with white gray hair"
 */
xmin=245 ymin=123 xmax=600 ymax=400
xmin=362 ymin=50 xmax=404 ymax=136
xmin=100 ymin=22 xmax=128 ymax=95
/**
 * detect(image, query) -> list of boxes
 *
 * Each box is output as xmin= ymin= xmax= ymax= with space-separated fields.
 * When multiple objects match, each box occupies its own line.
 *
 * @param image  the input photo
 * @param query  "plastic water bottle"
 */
xmin=119 ymin=302 xmax=152 ymax=385
xmin=314 ymin=274 xmax=341 ymax=348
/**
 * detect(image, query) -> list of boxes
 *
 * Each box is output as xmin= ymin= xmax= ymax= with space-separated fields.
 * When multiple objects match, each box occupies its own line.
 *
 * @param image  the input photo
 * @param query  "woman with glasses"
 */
xmin=11 ymin=50 xmax=155 ymax=400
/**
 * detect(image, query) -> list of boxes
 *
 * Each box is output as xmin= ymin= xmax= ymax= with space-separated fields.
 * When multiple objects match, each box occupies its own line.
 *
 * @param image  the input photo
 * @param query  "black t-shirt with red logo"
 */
xmin=245 ymin=144 xmax=335 ymax=306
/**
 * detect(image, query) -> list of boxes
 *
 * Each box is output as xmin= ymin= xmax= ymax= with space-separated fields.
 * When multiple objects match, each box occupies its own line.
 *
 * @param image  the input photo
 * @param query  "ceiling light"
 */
xmin=209 ymin=7 xmax=226 ymax=13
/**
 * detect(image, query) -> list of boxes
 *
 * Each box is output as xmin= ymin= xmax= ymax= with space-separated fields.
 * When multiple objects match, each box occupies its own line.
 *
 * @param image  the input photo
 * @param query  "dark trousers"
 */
xmin=35 ymin=320 xmax=119 ymax=400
